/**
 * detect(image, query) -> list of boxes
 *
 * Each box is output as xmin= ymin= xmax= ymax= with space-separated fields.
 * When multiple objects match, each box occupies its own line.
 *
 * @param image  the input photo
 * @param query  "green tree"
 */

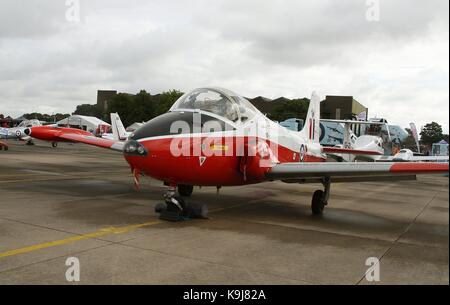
xmin=442 ymin=134 xmax=449 ymax=143
xmin=420 ymin=122 xmax=444 ymax=146
xmin=73 ymin=104 xmax=103 ymax=118
xmin=401 ymin=128 xmax=419 ymax=150
xmin=154 ymin=90 xmax=184 ymax=116
xmin=23 ymin=112 xmax=70 ymax=123
xmin=105 ymin=89 xmax=184 ymax=127
xmin=106 ymin=93 xmax=135 ymax=127
xmin=133 ymin=90 xmax=155 ymax=123
xmin=271 ymin=98 xmax=309 ymax=121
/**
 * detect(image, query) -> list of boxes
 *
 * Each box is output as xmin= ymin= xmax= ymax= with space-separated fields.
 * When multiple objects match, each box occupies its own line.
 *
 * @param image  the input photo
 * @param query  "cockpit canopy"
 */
xmin=170 ymin=88 xmax=258 ymax=123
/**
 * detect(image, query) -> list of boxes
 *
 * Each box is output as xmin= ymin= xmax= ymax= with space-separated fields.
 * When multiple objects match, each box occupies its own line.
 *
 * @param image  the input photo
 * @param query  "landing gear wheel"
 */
xmin=311 ymin=190 xmax=326 ymax=215
xmin=158 ymin=194 xmax=188 ymax=221
xmin=154 ymin=203 xmax=166 ymax=213
xmin=51 ymin=142 xmax=58 ymax=148
xmin=178 ymin=184 xmax=193 ymax=197
xmin=185 ymin=203 xmax=209 ymax=219
xmin=156 ymin=187 xmax=207 ymax=221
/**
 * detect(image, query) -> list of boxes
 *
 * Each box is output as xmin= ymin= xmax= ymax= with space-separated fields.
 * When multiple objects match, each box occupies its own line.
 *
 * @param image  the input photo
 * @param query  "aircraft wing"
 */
xmin=322 ymin=147 xmax=383 ymax=156
xmin=266 ymin=162 xmax=448 ymax=180
xmin=58 ymin=133 xmax=124 ymax=152
xmin=412 ymin=156 xmax=449 ymax=162
xmin=377 ymin=156 xmax=449 ymax=162
xmin=321 ymin=119 xmax=386 ymax=125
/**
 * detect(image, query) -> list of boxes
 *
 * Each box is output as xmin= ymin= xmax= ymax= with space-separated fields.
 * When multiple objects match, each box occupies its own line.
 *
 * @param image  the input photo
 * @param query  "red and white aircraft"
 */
xmin=24 ymin=125 xmax=96 ymax=148
xmin=25 ymin=88 xmax=448 ymax=220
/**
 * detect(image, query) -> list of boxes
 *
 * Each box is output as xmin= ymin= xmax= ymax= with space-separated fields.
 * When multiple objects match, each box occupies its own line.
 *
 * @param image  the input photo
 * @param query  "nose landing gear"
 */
xmin=178 ymin=184 xmax=194 ymax=197
xmin=155 ymin=186 xmax=208 ymax=222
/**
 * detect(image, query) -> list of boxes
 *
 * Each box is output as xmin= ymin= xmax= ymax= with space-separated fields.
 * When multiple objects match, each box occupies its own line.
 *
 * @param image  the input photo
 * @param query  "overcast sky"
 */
xmin=0 ymin=0 xmax=448 ymax=132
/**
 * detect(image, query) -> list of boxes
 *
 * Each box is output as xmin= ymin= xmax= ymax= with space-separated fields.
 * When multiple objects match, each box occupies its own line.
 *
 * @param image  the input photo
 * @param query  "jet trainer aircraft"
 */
xmin=23 ymin=125 xmax=95 ymax=147
xmin=378 ymin=149 xmax=449 ymax=162
xmin=322 ymin=119 xmax=449 ymax=163
xmin=25 ymin=87 xmax=449 ymax=220
xmin=321 ymin=119 xmax=387 ymax=162
xmin=0 ymin=119 xmax=41 ymax=142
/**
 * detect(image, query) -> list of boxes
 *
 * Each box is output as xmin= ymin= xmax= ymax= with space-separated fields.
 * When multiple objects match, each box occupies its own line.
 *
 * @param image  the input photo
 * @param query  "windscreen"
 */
xmin=171 ymin=88 xmax=239 ymax=122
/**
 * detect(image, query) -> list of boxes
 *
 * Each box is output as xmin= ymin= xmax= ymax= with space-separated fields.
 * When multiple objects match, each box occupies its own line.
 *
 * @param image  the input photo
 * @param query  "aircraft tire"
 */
xmin=178 ymin=184 xmax=194 ymax=197
xmin=311 ymin=190 xmax=326 ymax=215
xmin=186 ymin=203 xmax=208 ymax=219
xmin=52 ymin=142 xmax=58 ymax=148
xmin=155 ymin=203 xmax=166 ymax=213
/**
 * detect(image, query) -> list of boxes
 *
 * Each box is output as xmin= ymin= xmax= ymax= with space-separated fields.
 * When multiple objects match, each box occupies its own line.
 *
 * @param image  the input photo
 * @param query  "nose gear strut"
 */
xmin=155 ymin=186 xmax=208 ymax=221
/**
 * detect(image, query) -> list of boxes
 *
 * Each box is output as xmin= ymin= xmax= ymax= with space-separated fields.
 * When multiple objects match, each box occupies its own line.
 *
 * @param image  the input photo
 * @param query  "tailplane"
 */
xmin=300 ymin=91 xmax=321 ymax=143
xmin=111 ymin=113 xmax=128 ymax=141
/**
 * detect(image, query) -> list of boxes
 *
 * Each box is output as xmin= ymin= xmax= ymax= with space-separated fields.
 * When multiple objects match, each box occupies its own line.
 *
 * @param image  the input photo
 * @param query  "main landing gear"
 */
xmin=155 ymin=185 xmax=208 ymax=221
xmin=311 ymin=177 xmax=331 ymax=215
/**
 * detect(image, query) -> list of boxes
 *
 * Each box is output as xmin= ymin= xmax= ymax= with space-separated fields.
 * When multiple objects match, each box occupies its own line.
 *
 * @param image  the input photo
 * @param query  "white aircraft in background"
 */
xmin=101 ymin=113 xmax=131 ymax=141
xmin=321 ymin=119 xmax=387 ymax=162
xmin=0 ymin=119 xmax=42 ymax=141
xmin=380 ymin=122 xmax=448 ymax=162
xmin=322 ymin=119 xmax=449 ymax=163
xmin=378 ymin=149 xmax=449 ymax=162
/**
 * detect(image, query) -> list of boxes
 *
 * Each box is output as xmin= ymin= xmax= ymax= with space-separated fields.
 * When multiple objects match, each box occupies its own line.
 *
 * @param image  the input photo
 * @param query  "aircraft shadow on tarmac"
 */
xmin=2 ymin=167 xmax=447 ymax=247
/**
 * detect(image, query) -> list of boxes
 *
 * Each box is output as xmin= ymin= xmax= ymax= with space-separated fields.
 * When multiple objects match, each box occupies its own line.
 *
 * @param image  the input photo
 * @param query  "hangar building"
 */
xmin=321 ymin=95 xmax=368 ymax=120
xmin=97 ymin=90 xmax=118 ymax=112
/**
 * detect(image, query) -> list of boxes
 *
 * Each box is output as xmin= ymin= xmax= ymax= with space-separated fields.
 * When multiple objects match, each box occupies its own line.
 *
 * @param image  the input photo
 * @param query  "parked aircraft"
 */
xmin=378 ymin=149 xmax=449 ymax=162
xmin=0 ymin=119 xmax=41 ymax=142
xmin=321 ymin=119 xmax=386 ymax=162
xmin=24 ymin=125 xmax=94 ymax=147
xmin=322 ymin=119 xmax=449 ymax=163
xmin=101 ymin=113 xmax=131 ymax=141
xmin=24 ymin=88 xmax=448 ymax=221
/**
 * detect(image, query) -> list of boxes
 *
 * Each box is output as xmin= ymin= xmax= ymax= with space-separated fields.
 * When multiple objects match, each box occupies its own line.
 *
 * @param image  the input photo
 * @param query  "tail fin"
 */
xmin=110 ymin=113 xmax=128 ymax=141
xmin=300 ymin=91 xmax=321 ymax=143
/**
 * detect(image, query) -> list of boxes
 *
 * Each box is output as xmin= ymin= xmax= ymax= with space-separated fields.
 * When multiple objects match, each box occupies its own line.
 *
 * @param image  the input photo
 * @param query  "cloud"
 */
xmin=0 ymin=0 xmax=448 ymax=132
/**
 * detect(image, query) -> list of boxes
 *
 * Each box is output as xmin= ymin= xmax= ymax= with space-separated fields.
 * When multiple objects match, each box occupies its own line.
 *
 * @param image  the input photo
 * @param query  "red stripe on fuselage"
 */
xmin=309 ymin=119 xmax=312 ymax=140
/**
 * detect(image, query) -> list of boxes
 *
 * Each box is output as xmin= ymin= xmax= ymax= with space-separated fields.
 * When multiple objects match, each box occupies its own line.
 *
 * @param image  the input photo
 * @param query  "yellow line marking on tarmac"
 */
xmin=0 ymin=173 xmax=127 ymax=184
xmin=0 ymin=220 xmax=161 ymax=259
xmin=0 ymin=191 xmax=270 ymax=259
